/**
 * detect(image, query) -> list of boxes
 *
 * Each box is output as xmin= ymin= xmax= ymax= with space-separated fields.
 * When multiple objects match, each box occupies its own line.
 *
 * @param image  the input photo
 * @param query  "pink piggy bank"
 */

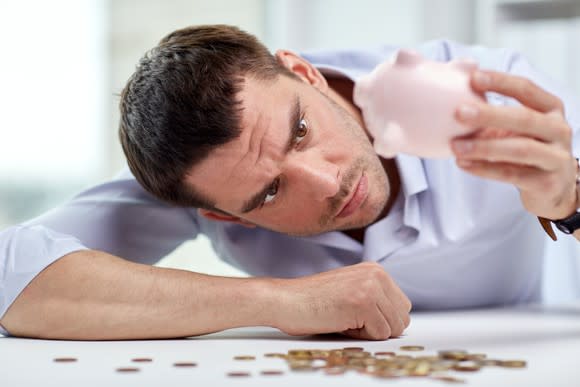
xmin=353 ymin=49 xmax=485 ymax=158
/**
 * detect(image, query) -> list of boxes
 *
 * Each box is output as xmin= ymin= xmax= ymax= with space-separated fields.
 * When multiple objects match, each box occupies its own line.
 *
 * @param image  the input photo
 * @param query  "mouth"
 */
xmin=336 ymin=172 xmax=368 ymax=218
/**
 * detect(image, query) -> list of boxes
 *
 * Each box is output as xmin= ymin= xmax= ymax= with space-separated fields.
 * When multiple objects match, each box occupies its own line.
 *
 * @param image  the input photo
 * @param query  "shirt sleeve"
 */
xmin=0 ymin=168 xmax=200 ymax=335
xmin=414 ymin=39 xmax=580 ymax=154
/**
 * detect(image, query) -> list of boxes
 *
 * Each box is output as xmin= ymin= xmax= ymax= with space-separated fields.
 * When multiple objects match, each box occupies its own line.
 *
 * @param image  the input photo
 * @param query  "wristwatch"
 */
xmin=554 ymin=212 xmax=580 ymax=234
xmin=538 ymin=158 xmax=580 ymax=241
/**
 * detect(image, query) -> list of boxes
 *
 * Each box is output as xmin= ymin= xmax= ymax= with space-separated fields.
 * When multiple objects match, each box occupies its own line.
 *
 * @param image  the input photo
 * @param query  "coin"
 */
xmin=343 ymin=347 xmax=364 ymax=351
xmin=274 ymin=346 xmax=525 ymax=382
xmin=375 ymin=351 xmax=396 ymax=357
xmin=264 ymin=353 xmax=286 ymax=358
xmin=116 ymin=367 xmax=140 ymax=373
xmin=438 ymin=350 xmax=469 ymax=361
xmin=431 ymin=375 xmax=466 ymax=383
xmin=400 ymin=345 xmax=425 ymax=351
xmin=131 ymin=358 xmax=152 ymax=363
xmin=465 ymin=353 xmax=487 ymax=361
xmin=173 ymin=362 xmax=197 ymax=367
xmin=227 ymin=371 xmax=251 ymax=377
xmin=324 ymin=366 xmax=346 ymax=375
xmin=260 ymin=370 xmax=284 ymax=376
xmin=480 ymin=359 xmax=502 ymax=366
xmin=499 ymin=360 xmax=527 ymax=368
xmin=453 ymin=363 xmax=481 ymax=372
xmin=234 ymin=355 xmax=256 ymax=361
xmin=53 ymin=357 xmax=77 ymax=363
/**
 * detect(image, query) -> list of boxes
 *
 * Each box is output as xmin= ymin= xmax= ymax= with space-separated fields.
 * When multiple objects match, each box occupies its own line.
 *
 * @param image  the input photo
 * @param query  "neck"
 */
xmin=326 ymin=75 xmax=401 ymax=242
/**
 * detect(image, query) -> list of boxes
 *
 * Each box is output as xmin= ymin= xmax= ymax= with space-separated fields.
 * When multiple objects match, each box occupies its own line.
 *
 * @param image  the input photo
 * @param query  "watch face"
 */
xmin=555 ymin=222 xmax=573 ymax=234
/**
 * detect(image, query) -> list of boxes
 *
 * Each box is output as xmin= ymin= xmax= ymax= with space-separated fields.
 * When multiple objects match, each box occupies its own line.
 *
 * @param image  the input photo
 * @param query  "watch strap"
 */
xmin=537 ymin=157 xmax=580 ymax=241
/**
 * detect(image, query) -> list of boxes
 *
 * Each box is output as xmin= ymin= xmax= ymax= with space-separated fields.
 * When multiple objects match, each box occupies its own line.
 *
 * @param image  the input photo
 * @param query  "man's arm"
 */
xmin=0 ymin=250 xmax=274 ymax=340
xmin=1 ymin=249 xmax=411 ymax=341
xmin=0 ymin=169 xmax=200 ymax=336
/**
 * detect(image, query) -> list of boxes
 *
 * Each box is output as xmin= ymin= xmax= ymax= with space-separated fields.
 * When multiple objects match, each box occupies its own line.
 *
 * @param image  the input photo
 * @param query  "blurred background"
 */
xmin=1 ymin=0 xmax=579 ymax=302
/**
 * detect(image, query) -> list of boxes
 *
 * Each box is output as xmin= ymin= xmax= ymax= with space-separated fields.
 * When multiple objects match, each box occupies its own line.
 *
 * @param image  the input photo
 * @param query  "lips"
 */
xmin=337 ymin=173 xmax=368 ymax=218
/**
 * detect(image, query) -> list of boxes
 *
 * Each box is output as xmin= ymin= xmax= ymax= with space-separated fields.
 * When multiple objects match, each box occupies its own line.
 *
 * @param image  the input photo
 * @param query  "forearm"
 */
xmin=0 ymin=250 xmax=275 ymax=340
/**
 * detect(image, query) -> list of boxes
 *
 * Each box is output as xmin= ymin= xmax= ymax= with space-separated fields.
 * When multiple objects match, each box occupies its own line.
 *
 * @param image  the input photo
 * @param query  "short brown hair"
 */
xmin=119 ymin=24 xmax=294 ymax=209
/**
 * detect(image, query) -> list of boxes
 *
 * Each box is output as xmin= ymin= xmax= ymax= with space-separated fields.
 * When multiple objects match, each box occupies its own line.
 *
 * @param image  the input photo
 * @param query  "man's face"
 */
xmin=186 ymin=58 xmax=390 ymax=236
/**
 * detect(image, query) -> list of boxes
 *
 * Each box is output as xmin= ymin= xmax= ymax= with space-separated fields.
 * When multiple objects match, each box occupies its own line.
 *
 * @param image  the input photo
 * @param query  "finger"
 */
xmin=455 ymin=159 xmax=546 ymax=192
xmin=470 ymin=70 xmax=565 ymax=114
xmin=377 ymin=297 xmax=404 ymax=338
xmin=381 ymin=285 xmax=411 ymax=329
xmin=342 ymin=306 xmax=391 ymax=341
xmin=456 ymin=103 xmax=568 ymax=144
xmin=380 ymin=275 xmax=412 ymax=315
xmin=452 ymin=136 xmax=567 ymax=171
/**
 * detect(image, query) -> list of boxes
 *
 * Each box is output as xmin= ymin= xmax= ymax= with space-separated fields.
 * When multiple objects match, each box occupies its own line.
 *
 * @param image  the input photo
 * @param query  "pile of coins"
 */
xmin=53 ymin=345 xmax=526 ymax=382
xmin=251 ymin=346 xmax=527 ymax=383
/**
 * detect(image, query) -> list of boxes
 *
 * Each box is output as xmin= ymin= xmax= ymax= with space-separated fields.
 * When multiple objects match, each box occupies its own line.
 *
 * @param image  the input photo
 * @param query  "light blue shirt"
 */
xmin=2 ymin=40 xmax=580 ymax=336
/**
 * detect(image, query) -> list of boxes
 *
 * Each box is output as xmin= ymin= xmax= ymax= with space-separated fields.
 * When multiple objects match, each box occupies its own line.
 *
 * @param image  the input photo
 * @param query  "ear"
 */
xmin=197 ymin=209 xmax=256 ymax=228
xmin=275 ymin=49 xmax=328 ymax=92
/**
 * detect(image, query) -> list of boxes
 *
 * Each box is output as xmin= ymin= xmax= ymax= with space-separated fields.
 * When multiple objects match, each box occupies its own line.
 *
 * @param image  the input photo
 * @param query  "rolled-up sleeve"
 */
xmin=0 ymin=225 xmax=88 ymax=335
xmin=0 ymin=168 xmax=200 ymax=335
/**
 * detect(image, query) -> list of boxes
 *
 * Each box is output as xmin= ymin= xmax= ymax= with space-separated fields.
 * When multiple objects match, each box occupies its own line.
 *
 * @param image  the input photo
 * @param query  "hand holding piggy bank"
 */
xmin=353 ymin=49 xmax=486 ymax=158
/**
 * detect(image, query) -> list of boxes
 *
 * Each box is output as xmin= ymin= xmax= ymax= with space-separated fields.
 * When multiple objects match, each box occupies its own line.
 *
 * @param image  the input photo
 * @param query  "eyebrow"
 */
xmin=239 ymin=95 xmax=301 ymax=214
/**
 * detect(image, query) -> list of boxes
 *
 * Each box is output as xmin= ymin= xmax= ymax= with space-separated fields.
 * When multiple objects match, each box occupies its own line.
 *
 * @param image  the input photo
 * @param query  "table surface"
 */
xmin=1 ymin=304 xmax=579 ymax=387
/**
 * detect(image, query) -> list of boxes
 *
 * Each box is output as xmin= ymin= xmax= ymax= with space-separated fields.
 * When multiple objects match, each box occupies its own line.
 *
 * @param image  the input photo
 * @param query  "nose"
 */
xmin=285 ymin=152 xmax=340 ymax=201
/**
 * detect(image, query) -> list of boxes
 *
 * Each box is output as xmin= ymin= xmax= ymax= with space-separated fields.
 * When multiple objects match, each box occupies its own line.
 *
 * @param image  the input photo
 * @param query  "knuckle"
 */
xmin=555 ymin=121 xmax=572 ymax=140
xmin=520 ymin=78 xmax=536 ymax=96
xmin=500 ymin=165 xmax=517 ymax=181
xmin=553 ymin=97 xmax=565 ymax=113
xmin=517 ymin=109 xmax=534 ymax=129
xmin=391 ymin=325 xmax=403 ymax=338
xmin=511 ymin=143 xmax=531 ymax=161
xmin=380 ymin=325 xmax=392 ymax=340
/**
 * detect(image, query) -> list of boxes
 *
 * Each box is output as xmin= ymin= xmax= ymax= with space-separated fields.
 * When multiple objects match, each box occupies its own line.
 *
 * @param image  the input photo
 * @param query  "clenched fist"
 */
xmin=268 ymin=262 xmax=412 ymax=340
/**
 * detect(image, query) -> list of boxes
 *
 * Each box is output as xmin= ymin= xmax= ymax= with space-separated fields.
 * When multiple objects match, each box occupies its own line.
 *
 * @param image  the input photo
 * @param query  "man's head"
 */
xmin=119 ymin=24 xmax=391 ymax=236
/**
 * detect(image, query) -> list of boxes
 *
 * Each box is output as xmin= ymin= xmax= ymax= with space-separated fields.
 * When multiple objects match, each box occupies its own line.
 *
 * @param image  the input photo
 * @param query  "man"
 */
xmin=1 ymin=25 xmax=579 ymax=341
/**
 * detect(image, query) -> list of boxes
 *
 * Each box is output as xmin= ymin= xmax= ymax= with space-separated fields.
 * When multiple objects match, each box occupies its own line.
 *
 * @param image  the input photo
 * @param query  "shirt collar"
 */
xmin=301 ymin=154 xmax=429 ymax=252
xmin=396 ymin=154 xmax=428 ymax=232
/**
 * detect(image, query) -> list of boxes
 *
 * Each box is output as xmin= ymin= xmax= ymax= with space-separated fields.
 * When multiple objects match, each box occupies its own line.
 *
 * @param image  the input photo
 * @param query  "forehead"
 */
xmin=184 ymin=75 xmax=301 ymax=210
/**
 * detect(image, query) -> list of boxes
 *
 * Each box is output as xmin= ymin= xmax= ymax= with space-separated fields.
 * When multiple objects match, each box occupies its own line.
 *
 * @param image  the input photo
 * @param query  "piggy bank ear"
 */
xmin=450 ymin=58 xmax=478 ymax=73
xmin=394 ymin=49 xmax=422 ymax=67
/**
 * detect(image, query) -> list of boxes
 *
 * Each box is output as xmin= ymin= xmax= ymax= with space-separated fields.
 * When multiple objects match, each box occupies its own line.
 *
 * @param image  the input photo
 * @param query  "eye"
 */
xmin=263 ymin=178 xmax=280 ymax=205
xmin=295 ymin=118 xmax=308 ymax=145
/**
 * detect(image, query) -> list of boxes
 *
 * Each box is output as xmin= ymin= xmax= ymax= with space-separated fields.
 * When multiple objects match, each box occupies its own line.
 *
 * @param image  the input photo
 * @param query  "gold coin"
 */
xmin=438 ymin=350 xmax=469 ymax=361
xmin=53 ymin=357 xmax=77 ymax=363
xmin=116 ymin=367 xmax=140 ymax=373
xmin=324 ymin=366 xmax=346 ymax=375
xmin=480 ymin=359 xmax=502 ymax=367
xmin=264 ymin=353 xmax=286 ymax=359
xmin=499 ymin=360 xmax=527 ymax=368
xmin=131 ymin=358 xmax=152 ymax=363
xmin=260 ymin=370 xmax=284 ymax=376
xmin=375 ymin=351 xmax=396 ymax=357
xmin=465 ymin=353 xmax=487 ymax=361
xmin=400 ymin=345 xmax=425 ymax=351
xmin=431 ymin=375 xmax=466 ymax=384
xmin=343 ymin=347 xmax=364 ymax=351
xmin=227 ymin=371 xmax=251 ymax=377
xmin=453 ymin=363 xmax=480 ymax=372
xmin=234 ymin=355 xmax=256 ymax=361
xmin=173 ymin=362 xmax=197 ymax=367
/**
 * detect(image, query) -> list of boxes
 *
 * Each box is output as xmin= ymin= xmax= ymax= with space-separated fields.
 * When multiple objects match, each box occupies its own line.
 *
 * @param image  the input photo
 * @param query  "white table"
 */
xmin=1 ymin=304 xmax=579 ymax=387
